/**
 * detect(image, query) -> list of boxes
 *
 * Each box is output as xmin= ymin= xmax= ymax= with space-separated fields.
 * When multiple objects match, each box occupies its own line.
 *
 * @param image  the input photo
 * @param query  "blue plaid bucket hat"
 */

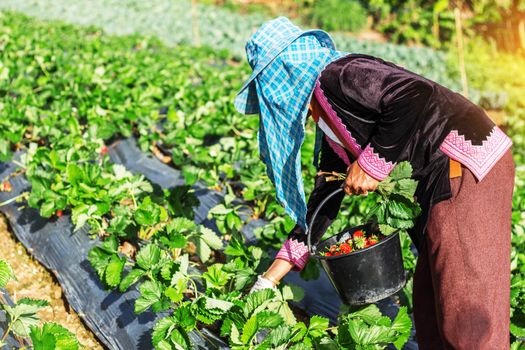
xmin=234 ymin=17 xmax=347 ymax=229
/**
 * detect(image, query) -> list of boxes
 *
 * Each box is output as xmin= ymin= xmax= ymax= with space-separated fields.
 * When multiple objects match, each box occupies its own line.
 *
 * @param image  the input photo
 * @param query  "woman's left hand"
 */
xmin=344 ymin=161 xmax=379 ymax=196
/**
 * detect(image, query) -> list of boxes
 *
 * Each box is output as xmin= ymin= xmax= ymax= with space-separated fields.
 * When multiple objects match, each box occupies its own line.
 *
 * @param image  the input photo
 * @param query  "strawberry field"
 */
xmin=0 ymin=2 xmax=524 ymax=350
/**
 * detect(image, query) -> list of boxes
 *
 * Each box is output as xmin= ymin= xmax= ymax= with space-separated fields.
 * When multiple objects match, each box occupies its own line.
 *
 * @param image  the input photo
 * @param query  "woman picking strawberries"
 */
xmin=235 ymin=17 xmax=515 ymax=349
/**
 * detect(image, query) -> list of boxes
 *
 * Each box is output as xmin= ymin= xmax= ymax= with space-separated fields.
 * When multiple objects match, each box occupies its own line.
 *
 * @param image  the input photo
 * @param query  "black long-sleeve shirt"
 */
xmin=275 ymin=54 xmax=512 ymax=270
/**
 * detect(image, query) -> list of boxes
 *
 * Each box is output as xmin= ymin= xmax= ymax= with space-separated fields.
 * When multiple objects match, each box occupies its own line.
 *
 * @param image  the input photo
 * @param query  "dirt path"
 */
xmin=0 ymin=215 xmax=104 ymax=349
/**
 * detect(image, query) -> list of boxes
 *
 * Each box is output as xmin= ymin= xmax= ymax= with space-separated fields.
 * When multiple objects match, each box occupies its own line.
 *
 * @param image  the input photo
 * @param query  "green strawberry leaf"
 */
xmin=105 ymin=254 xmax=125 ymax=287
xmin=136 ymin=244 xmax=161 ymax=270
xmin=119 ymin=268 xmax=146 ymax=292
xmin=0 ymin=259 xmax=15 ymax=289
xmin=30 ymin=322 xmax=79 ymax=350
xmin=135 ymin=280 xmax=164 ymax=314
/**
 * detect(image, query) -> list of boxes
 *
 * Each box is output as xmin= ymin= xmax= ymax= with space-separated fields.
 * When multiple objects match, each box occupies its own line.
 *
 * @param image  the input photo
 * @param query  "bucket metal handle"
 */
xmin=306 ymin=188 xmax=345 ymax=255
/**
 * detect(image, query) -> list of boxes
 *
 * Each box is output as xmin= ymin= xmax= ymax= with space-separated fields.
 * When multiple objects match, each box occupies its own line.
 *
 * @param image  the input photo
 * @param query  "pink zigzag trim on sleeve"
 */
xmin=439 ymin=126 xmax=512 ymax=181
xmin=275 ymin=238 xmax=310 ymax=271
xmin=313 ymin=80 xmax=363 ymax=158
xmin=357 ymin=144 xmax=395 ymax=181
xmin=325 ymin=135 xmax=351 ymax=165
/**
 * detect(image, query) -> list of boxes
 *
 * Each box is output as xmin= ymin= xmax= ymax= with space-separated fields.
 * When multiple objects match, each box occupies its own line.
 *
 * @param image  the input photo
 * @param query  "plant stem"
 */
xmin=0 ymin=192 xmax=28 ymax=208
xmin=11 ymin=160 xmax=26 ymax=169
xmin=1 ymin=323 xmax=12 ymax=343
xmin=129 ymin=190 xmax=137 ymax=210
xmin=189 ymin=278 xmax=200 ymax=298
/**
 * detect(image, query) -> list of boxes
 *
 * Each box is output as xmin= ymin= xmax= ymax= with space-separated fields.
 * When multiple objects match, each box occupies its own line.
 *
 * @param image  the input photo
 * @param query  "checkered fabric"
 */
xmin=234 ymin=17 xmax=336 ymax=115
xmin=234 ymin=17 xmax=348 ymax=228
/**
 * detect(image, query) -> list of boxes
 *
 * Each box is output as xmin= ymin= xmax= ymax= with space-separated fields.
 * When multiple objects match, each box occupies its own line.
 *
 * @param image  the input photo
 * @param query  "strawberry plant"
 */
xmin=322 ymin=161 xmax=421 ymax=238
xmin=0 ymin=259 xmax=79 ymax=349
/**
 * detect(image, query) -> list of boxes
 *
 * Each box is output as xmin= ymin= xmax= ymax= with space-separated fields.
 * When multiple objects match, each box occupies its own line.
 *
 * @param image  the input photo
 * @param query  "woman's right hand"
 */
xmin=249 ymin=275 xmax=276 ymax=293
xmin=248 ymin=258 xmax=294 ymax=293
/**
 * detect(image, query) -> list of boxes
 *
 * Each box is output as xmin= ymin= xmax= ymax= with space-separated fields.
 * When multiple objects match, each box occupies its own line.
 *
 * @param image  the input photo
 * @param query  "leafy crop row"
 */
xmin=0 ymin=0 xmax=459 ymax=89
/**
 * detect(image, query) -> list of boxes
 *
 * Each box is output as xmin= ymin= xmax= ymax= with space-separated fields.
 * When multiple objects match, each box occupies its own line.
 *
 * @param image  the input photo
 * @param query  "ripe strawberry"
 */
xmin=325 ymin=252 xmax=332 ymax=257
xmin=339 ymin=243 xmax=352 ymax=254
xmin=1 ymin=181 xmax=12 ymax=192
xmin=368 ymin=235 xmax=379 ymax=246
xmin=353 ymin=230 xmax=364 ymax=240
xmin=334 ymin=252 xmax=342 ymax=256
xmin=55 ymin=210 xmax=63 ymax=217
xmin=100 ymin=145 xmax=108 ymax=155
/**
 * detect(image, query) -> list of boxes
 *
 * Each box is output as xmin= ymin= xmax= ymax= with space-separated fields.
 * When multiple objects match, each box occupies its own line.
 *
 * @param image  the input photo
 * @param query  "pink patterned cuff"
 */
xmin=275 ymin=239 xmax=310 ymax=271
xmin=439 ymin=126 xmax=512 ymax=181
xmin=357 ymin=144 xmax=395 ymax=181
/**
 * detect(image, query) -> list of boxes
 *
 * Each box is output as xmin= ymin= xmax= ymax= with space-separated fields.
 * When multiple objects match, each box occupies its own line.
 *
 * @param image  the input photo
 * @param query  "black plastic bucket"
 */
xmin=307 ymin=188 xmax=406 ymax=305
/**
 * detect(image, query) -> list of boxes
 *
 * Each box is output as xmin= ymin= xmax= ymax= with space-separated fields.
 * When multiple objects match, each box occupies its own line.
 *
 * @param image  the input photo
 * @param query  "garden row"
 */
xmin=0 ymin=9 xmax=523 ymax=348
xmin=0 ymin=0 xmax=458 ymax=89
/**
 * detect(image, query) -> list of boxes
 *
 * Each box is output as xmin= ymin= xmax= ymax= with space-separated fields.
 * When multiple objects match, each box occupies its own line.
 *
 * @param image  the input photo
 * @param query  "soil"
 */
xmin=0 ymin=214 xmax=104 ymax=350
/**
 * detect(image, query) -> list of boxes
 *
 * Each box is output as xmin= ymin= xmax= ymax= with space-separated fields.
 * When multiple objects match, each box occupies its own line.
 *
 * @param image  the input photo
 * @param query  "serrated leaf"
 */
xmin=391 ymin=307 xmax=412 ymax=349
xmin=202 ymin=264 xmax=231 ymax=289
xmin=136 ymin=244 xmax=161 ymax=270
xmin=224 ymin=237 xmax=246 ymax=257
xmin=395 ymin=178 xmax=418 ymax=199
xmin=30 ymin=325 xmax=57 ymax=350
xmin=308 ymin=315 xmax=329 ymax=338
xmin=283 ymin=284 xmax=304 ymax=303
xmin=386 ymin=216 xmax=415 ymax=229
xmin=241 ymin=314 xmax=258 ymax=344
xmin=200 ymin=226 xmax=223 ymax=250
xmin=267 ymin=325 xmax=292 ymax=346
xmin=289 ymin=343 xmax=312 ymax=350
xmin=0 ymin=259 xmax=15 ymax=289
xmin=160 ymin=261 xmax=175 ymax=281
xmin=379 ymin=224 xmax=397 ymax=236
xmin=387 ymin=201 xmax=413 ymax=220
xmin=389 ymin=162 xmax=413 ymax=180
xmin=193 ymin=236 xmax=212 ymax=263
xmin=152 ymin=317 xmax=176 ymax=346
xmin=135 ymin=281 xmax=163 ymax=314
xmin=205 ymin=297 xmax=234 ymax=312
xmin=8 ymin=298 xmax=49 ymax=337
xmin=177 ymin=254 xmax=189 ymax=275
xmin=31 ymin=322 xmax=79 ymax=350
xmin=290 ymin=322 xmax=307 ymax=343
xmin=105 ymin=254 xmax=125 ymax=287
xmin=87 ymin=247 xmax=111 ymax=280
xmin=244 ymin=289 xmax=275 ymax=316
xmin=230 ymin=323 xmax=241 ymax=345
xmin=235 ymin=268 xmax=255 ymax=290
xmin=348 ymin=304 xmax=383 ymax=324
xmin=208 ymin=204 xmax=232 ymax=216
xmin=167 ymin=217 xmax=196 ymax=233
xmin=119 ymin=268 xmax=146 ymax=292
xmin=257 ymin=311 xmax=283 ymax=329
xmin=173 ymin=305 xmax=197 ymax=332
